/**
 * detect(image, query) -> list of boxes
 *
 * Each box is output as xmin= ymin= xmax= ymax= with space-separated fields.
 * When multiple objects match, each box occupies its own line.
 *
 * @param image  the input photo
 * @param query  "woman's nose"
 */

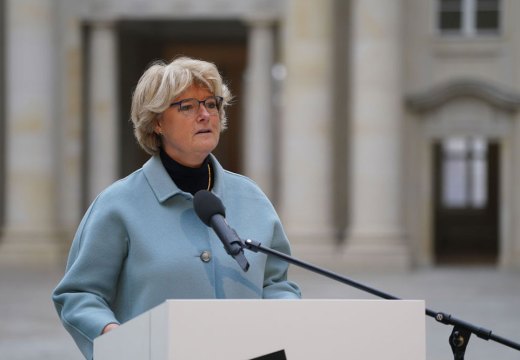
xmin=197 ymin=103 xmax=211 ymax=119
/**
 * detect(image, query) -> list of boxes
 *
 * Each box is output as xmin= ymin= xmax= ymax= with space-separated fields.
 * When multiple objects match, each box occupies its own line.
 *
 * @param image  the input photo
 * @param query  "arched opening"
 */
xmin=407 ymin=79 xmax=520 ymax=266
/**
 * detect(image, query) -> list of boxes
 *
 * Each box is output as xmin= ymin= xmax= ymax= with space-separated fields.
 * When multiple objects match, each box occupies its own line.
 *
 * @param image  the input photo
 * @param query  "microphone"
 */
xmin=193 ymin=190 xmax=250 ymax=272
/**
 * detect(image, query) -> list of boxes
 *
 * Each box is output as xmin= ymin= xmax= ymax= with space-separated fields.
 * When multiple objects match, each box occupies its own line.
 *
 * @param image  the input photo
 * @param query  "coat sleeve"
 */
xmin=261 ymin=217 xmax=302 ymax=299
xmin=52 ymin=195 xmax=128 ymax=360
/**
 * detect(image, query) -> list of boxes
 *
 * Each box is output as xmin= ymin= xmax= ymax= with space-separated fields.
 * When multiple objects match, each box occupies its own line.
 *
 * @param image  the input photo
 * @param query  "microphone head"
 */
xmin=193 ymin=190 xmax=226 ymax=226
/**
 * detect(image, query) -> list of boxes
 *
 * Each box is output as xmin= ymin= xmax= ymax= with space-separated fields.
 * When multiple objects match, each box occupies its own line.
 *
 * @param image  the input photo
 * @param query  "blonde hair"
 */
xmin=131 ymin=57 xmax=232 ymax=155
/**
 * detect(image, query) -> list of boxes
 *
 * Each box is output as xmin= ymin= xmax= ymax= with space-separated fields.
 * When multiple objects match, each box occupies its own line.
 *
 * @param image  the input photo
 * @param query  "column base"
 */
xmin=498 ymin=251 xmax=520 ymax=270
xmin=285 ymin=226 xmax=347 ymax=271
xmin=0 ymin=227 xmax=68 ymax=266
xmin=340 ymin=230 xmax=412 ymax=271
xmin=285 ymin=227 xmax=412 ymax=273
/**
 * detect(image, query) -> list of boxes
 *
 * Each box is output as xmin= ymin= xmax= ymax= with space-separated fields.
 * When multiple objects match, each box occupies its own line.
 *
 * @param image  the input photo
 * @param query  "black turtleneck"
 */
xmin=159 ymin=148 xmax=213 ymax=195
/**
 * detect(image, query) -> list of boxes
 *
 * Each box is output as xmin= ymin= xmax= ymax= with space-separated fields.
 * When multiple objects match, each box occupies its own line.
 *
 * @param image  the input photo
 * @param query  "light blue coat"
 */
xmin=52 ymin=155 xmax=301 ymax=359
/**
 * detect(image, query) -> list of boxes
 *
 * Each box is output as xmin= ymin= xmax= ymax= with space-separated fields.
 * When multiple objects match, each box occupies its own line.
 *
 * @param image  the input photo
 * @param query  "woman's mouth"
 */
xmin=196 ymin=129 xmax=212 ymax=135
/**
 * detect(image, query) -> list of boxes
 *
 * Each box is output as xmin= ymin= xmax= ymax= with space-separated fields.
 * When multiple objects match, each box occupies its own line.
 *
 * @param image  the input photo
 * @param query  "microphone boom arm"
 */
xmin=242 ymin=238 xmax=520 ymax=359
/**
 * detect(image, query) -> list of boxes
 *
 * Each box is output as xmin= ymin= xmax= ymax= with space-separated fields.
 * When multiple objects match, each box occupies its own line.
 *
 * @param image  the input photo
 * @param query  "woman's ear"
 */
xmin=154 ymin=118 xmax=162 ymax=135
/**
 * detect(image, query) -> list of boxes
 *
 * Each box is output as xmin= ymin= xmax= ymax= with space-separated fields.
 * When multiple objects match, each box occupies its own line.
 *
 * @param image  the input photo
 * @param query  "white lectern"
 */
xmin=94 ymin=299 xmax=425 ymax=360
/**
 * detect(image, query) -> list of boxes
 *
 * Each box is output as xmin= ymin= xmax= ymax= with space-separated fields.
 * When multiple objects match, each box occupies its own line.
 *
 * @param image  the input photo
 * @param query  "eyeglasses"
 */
xmin=170 ymin=96 xmax=223 ymax=117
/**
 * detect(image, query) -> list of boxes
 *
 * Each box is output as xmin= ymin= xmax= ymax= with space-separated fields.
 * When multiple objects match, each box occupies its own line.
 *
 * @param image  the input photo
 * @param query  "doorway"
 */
xmin=118 ymin=20 xmax=248 ymax=176
xmin=433 ymin=137 xmax=499 ymax=264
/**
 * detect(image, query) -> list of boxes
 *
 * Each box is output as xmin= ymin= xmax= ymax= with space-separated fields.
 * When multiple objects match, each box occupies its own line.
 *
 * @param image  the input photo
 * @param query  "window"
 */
xmin=441 ymin=137 xmax=488 ymax=208
xmin=438 ymin=0 xmax=500 ymax=36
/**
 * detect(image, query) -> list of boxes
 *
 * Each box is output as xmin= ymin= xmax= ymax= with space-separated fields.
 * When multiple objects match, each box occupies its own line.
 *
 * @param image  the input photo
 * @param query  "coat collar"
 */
xmin=143 ymin=153 xmax=226 ymax=203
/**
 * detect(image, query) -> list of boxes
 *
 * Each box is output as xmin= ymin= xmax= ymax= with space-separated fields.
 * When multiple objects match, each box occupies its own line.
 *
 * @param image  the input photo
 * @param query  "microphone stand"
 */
xmin=242 ymin=238 xmax=520 ymax=360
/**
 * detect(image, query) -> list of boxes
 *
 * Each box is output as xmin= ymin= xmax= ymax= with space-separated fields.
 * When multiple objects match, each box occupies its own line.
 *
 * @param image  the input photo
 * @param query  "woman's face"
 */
xmin=155 ymin=84 xmax=221 ymax=167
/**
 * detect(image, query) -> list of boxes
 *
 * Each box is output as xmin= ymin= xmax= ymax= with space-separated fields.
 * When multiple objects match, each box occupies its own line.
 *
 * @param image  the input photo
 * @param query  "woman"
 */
xmin=52 ymin=57 xmax=301 ymax=359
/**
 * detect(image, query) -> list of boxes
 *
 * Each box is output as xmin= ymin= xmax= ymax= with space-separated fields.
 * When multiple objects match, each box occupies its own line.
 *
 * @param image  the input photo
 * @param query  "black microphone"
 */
xmin=193 ymin=190 xmax=250 ymax=272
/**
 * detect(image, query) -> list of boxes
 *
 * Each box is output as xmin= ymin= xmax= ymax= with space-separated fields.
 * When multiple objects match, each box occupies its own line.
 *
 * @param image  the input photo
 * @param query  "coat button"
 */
xmin=200 ymin=250 xmax=212 ymax=263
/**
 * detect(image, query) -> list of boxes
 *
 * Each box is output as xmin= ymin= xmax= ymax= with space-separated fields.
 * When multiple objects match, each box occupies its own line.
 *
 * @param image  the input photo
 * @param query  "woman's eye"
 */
xmin=180 ymin=104 xmax=193 ymax=112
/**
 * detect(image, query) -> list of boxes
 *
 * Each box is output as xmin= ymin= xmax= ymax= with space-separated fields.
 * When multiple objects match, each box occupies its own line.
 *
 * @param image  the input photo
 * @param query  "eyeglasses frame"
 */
xmin=170 ymin=96 xmax=224 ymax=116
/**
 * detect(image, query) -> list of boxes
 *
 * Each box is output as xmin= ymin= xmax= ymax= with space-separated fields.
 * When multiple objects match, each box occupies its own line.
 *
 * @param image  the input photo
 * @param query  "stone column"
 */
xmin=0 ymin=0 xmax=5 ymax=235
xmin=344 ymin=0 xmax=410 ymax=269
xmin=87 ymin=21 xmax=119 ymax=203
xmin=54 ymin=1 xmax=83 ymax=260
xmin=243 ymin=18 xmax=275 ymax=199
xmin=279 ymin=0 xmax=336 ymax=261
xmin=0 ymin=0 xmax=61 ymax=264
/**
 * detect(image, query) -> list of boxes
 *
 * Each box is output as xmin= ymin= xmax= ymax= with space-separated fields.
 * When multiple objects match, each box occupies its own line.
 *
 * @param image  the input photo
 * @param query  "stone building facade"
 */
xmin=1 ymin=0 xmax=520 ymax=270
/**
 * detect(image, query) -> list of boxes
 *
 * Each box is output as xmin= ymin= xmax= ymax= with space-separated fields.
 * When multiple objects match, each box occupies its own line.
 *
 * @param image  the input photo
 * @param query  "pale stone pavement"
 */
xmin=1 ymin=262 xmax=519 ymax=360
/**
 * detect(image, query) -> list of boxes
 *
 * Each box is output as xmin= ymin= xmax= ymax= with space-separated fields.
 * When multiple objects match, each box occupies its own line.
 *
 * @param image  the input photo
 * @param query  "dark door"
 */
xmin=118 ymin=20 xmax=248 ymax=176
xmin=433 ymin=137 xmax=499 ymax=264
